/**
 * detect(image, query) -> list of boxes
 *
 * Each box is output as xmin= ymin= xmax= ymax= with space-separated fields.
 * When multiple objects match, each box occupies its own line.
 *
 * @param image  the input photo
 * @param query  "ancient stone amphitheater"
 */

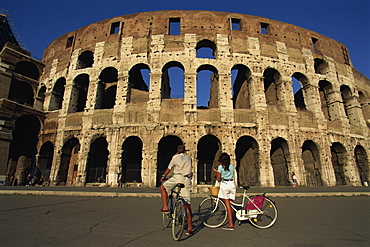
xmin=34 ymin=10 xmax=369 ymax=189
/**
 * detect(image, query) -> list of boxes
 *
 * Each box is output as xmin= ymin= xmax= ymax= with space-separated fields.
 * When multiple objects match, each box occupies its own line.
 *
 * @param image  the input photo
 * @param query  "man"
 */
xmin=160 ymin=144 xmax=193 ymax=235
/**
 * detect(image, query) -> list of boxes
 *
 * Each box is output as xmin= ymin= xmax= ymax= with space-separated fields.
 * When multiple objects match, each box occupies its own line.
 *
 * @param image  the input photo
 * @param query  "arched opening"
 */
xmin=76 ymin=50 xmax=94 ymax=69
xmin=68 ymin=74 xmax=89 ymax=113
xmin=330 ymin=142 xmax=347 ymax=185
xmin=270 ymin=137 xmax=290 ymax=186
xmin=34 ymin=85 xmax=46 ymax=111
xmin=15 ymin=61 xmax=40 ymax=80
xmin=37 ymin=141 xmax=54 ymax=184
xmin=86 ymin=137 xmax=109 ymax=183
xmin=358 ymin=91 xmax=370 ymax=127
xmin=263 ymin=68 xmax=281 ymax=106
xmin=197 ymin=135 xmax=222 ymax=185
xmin=197 ymin=65 xmax=218 ymax=108
xmin=318 ymin=80 xmax=333 ymax=121
xmin=301 ymin=140 xmax=322 ymax=186
xmin=156 ymin=135 xmax=183 ymax=186
xmin=7 ymin=115 xmax=40 ymax=186
xmin=49 ymin=78 xmax=66 ymax=111
xmin=354 ymin=145 xmax=369 ymax=185
xmin=58 ymin=138 xmax=79 ymax=186
xmin=291 ymin=72 xmax=308 ymax=110
xmin=340 ymin=85 xmax=358 ymax=125
xmin=231 ymin=64 xmax=252 ymax=109
xmin=95 ymin=67 xmax=118 ymax=109
xmin=314 ymin=58 xmax=329 ymax=74
xmin=235 ymin=136 xmax=259 ymax=186
xmin=121 ymin=136 xmax=143 ymax=184
xmin=161 ymin=61 xmax=185 ymax=100
xmin=8 ymin=80 xmax=34 ymax=107
xmin=196 ymin=39 xmax=216 ymax=59
xmin=128 ymin=63 xmax=150 ymax=103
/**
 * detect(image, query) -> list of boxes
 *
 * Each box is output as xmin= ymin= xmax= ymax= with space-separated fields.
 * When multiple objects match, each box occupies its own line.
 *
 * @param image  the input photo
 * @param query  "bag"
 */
xmin=246 ymin=196 xmax=266 ymax=210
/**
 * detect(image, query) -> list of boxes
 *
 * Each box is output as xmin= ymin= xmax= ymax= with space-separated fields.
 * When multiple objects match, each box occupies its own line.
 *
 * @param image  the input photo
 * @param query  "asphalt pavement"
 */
xmin=0 ymin=184 xmax=369 ymax=197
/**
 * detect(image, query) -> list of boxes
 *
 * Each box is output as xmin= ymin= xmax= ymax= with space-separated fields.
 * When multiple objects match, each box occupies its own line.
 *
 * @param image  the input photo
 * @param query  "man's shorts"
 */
xmin=218 ymin=180 xmax=236 ymax=200
xmin=163 ymin=174 xmax=192 ymax=204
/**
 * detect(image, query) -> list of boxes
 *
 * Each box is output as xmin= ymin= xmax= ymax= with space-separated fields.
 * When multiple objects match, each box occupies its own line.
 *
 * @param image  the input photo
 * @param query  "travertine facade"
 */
xmin=9 ymin=10 xmax=370 ymax=189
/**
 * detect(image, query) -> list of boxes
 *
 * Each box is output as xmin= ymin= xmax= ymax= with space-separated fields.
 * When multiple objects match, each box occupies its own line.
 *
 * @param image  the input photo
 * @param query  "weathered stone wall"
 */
xmin=37 ymin=10 xmax=369 ymax=188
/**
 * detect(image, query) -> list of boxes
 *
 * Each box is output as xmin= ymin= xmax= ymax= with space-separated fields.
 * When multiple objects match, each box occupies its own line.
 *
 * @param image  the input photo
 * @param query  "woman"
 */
xmin=214 ymin=152 xmax=236 ymax=230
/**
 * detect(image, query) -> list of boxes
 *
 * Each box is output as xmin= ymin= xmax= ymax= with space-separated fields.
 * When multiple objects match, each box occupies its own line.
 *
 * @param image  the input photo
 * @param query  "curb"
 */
xmin=1 ymin=190 xmax=369 ymax=198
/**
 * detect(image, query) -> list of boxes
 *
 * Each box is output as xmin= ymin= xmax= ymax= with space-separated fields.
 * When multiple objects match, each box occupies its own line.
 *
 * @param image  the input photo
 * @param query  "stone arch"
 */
xmin=86 ymin=137 xmax=109 ymax=184
xmin=68 ymin=74 xmax=90 ymax=113
xmin=263 ymin=68 xmax=282 ymax=106
xmin=161 ymin=61 xmax=185 ymax=100
xmin=235 ymin=136 xmax=259 ymax=186
xmin=121 ymin=136 xmax=143 ymax=184
xmin=7 ymin=115 xmax=41 ymax=186
xmin=330 ymin=142 xmax=348 ymax=185
xmin=340 ymin=85 xmax=358 ymax=125
xmin=358 ymin=91 xmax=370 ymax=127
xmin=76 ymin=50 xmax=94 ymax=69
xmin=318 ymin=80 xmax=334 ymax=120
xmin=196 ymin=65 xmax=219 ymax=108
xmin=49 ymin=77 xmax=66 ymax=111
xmin=8 ymin=80 xmax=35 ymax=107
xmin=58 ymin=138 xmax=80 ymax=185
xmin=197 ymin=135 xmax=222 ymax=185
xmin=37 ymin=141 xmax=54 ymax=183
xmin=270 ymin=137 xmax=290 ymax=186
xmin=291 ymin=72 xmax=308 ymax=110
xmin=95 ymin=67 xmax=118 ymax=109
xmin=34 ymin=85 xmax=46 ymax=111
xmin=231 ymin=64 xmax=252 ymax=109
xmin=301 ymin=140 xmax=323 ymax=186
xmin=156 ymin=135 xmax=183 ymax=186
xmin=354 ymin=145 xmax=369 ymax=185
xmin=196 ymin=39 xmax=216 ymax=59
xmin=15 ymin=61 xmax=40 ymax=80
xmin=314 ymin=58 xmax=329 ymax=74
xmin=128 ymin=63 xmax=150 ymax=103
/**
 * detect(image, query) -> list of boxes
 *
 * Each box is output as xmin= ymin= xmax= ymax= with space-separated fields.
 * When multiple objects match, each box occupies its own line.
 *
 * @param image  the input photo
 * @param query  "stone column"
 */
xmin=184 ymin=72 xmax=197 ymax=122
xmin=250 ymin=74 xmax=267 ymax=111
xmin=147 ymin=71 xmax=162 ymax=122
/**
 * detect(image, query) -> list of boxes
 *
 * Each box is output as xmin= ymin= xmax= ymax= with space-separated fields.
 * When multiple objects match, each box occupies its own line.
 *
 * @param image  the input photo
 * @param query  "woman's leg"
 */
xmin=223 ymin=199 xmax=234 ymax=228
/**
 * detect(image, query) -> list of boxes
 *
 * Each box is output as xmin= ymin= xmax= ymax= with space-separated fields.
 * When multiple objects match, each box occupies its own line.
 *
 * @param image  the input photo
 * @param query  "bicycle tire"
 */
xmin=172 ymin=199 xmax=186 ymax=241
xmin=247 ymin=196 xmax=277 ymax=229
xmin=162 ymin=197 xmax=172 ymax=228
xmin=198 ymin=197 xmax=227 ymax=228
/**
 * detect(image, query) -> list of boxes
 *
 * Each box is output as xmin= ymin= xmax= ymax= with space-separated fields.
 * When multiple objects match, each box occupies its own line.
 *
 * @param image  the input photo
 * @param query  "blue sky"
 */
xmin=2 ymin=0 xmax=369 ymax=80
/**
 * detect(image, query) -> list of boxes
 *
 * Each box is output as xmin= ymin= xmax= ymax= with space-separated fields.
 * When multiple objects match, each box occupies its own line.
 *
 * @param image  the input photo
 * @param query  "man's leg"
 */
xmin=160 ymin=184 xmax=169 ymax=211
xmin=185 ymin=203 xmax=193 ymax=233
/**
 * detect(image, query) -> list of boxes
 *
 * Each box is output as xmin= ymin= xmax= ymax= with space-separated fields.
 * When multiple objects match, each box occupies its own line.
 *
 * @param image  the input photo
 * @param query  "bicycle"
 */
xmin=198 ymin=186 xmax=277 ymax=229
xmin=162 ymin=183 xmax=187 ymax=240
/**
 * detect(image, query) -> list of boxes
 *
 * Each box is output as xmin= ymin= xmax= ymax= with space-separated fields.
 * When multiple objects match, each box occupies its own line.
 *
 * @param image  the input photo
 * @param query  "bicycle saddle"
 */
xmin=240 ymin=186 xmax=250 ymax=190
xmin=176 ymin=183 xmax=185 ymax=188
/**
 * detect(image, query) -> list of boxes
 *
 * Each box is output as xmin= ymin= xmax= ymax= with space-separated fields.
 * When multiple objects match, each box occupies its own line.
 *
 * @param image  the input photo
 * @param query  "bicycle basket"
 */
xmin=246 ymin=196 xmax=266 ymax=210
xmin=208 ymin=186 xmax=220 ymax=196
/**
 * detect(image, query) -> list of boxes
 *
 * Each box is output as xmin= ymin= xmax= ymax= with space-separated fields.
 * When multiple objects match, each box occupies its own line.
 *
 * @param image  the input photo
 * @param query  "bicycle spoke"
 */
xmin=172 ymin=199 xmax=186 ymax=240
xmin=248 ymin=197 xmax=277 ymax=229
xmin=198 ymin=197 xmax=227 ymax=228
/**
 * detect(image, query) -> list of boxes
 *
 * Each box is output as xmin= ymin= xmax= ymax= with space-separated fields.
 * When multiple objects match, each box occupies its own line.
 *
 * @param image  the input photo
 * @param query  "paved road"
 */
xmin=0 ymin=195 xmax=369 ymax=246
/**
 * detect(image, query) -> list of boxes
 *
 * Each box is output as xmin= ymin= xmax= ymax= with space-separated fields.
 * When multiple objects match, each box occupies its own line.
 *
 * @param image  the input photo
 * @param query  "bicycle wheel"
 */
xmin=198 ymin=197 xmax=227 ymax=228
xmin=172 ymin=199 xmax=186 ymax=241
xmin=247 ymin=196 xmax=277 ymax=229
xmin=162 ymin=197 xmax=172 ymax=228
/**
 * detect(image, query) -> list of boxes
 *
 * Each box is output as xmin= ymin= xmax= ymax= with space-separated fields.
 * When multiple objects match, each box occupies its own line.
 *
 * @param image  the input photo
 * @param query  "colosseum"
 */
xmin=1 ymin=10 xmax=369 ymax=190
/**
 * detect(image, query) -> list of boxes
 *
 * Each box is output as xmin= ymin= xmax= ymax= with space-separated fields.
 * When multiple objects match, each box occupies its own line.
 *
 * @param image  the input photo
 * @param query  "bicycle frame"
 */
xmin=212 ymin=188 xmax=265 ymax=221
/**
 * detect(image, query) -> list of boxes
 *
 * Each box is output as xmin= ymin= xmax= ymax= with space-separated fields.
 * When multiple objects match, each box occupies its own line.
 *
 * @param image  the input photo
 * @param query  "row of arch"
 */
xmin=36 ymin=134 xmax=369 ymax=187
xmin=43 ymin=62 xmax=369 ymax=127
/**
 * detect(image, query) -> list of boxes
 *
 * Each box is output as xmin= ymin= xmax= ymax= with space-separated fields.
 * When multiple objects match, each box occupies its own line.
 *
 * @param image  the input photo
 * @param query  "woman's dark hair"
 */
xmin=219 ymin=152 xmax=230 ymax=171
